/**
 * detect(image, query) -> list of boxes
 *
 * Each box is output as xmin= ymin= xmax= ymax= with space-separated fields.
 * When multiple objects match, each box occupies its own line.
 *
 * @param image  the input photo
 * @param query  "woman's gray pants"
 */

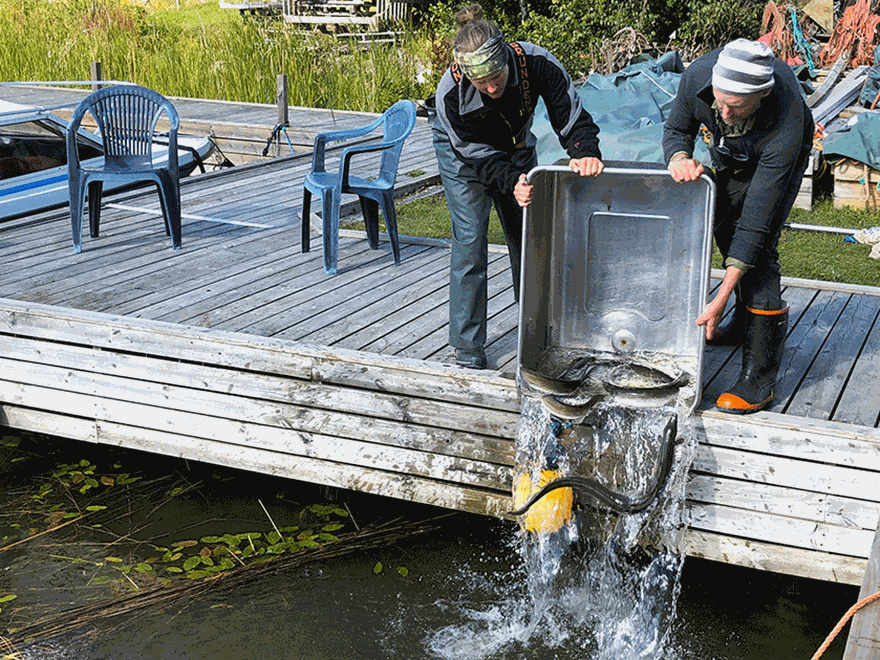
xmin=432 ymin=127 xmax=528 ymax=350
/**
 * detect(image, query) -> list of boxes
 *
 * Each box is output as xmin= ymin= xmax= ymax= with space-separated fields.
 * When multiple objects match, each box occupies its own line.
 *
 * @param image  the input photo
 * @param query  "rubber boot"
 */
xmin=716 ymin=306 xmax=788 ymax=414
xmin=707 ymin=294 xmax=746 ymax=346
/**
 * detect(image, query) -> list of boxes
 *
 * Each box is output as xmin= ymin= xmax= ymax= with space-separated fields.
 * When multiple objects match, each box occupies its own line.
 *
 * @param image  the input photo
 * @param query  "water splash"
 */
xmin=422 ymin=391 xmax=696 ymax=660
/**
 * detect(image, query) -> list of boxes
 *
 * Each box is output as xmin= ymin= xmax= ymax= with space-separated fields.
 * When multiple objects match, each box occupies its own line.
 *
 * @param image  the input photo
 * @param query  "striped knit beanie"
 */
xmin=712 ymin=39 xmax=775 ymax=95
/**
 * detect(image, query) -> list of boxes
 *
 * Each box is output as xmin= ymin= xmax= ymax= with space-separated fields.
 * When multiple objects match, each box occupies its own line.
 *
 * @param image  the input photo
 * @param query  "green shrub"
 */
xmin=674 ymin=0 xmax=764 ymax=57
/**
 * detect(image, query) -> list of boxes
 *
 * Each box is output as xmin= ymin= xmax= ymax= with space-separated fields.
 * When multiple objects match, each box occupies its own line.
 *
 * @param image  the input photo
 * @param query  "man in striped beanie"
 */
xmin=662 ymin=39 xmax=814 ymax=414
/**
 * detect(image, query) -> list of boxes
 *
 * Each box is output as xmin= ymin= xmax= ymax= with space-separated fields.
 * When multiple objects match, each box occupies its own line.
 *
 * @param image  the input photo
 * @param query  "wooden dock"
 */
xmin=1 ymin=87 xmax=879 ymax=586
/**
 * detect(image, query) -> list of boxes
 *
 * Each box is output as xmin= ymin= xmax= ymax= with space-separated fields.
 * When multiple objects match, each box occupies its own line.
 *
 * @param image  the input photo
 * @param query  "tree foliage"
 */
xmin=424 ymin=0 xmax=765 ymax=75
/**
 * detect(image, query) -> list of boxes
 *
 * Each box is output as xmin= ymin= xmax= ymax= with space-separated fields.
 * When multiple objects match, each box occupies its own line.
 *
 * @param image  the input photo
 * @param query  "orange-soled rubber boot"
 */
xmin=716 ymin=305 xmax=788 ymax=415
xmin=513 ymin=470 xmax=573 ymax=535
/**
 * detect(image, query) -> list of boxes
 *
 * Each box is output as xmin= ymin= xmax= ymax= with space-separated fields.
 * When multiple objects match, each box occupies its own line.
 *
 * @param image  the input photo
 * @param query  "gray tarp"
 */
xmin=821 ymin=110 xmax=880 ymax=169
xmin=534 ymin=51 xmax=710 ymax=165
xmin=534 ymin=51 xmax=880 ymax=171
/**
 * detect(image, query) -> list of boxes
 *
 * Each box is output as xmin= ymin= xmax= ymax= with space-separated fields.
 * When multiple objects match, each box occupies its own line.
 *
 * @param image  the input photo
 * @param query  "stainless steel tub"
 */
xmin=516 ymin=164 xmax=715 ymax=412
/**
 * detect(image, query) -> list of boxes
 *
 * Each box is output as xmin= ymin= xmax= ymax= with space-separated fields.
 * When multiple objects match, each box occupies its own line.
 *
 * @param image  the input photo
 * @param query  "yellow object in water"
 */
xmin=513 ymin=469 xmax=573 ymax=534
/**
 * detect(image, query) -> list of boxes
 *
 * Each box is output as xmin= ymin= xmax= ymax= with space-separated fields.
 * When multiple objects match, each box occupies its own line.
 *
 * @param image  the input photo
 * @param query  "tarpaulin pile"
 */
xmin=533 ymin=51 xmax=710 ymax=166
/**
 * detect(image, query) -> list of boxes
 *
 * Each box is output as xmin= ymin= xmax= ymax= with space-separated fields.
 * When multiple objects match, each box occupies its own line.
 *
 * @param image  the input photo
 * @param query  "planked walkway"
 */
xmin=1 ymin=89 xmax=879 ymax=586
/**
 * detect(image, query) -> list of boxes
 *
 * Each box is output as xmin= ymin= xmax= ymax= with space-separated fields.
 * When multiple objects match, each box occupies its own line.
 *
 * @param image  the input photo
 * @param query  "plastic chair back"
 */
xmin=66 ymin=84 xmax=181 ymax=252
xmin=301 ymin=99 xmax=417 ymax=274
xmin=375 ymin=100 xmax=416 ymax=188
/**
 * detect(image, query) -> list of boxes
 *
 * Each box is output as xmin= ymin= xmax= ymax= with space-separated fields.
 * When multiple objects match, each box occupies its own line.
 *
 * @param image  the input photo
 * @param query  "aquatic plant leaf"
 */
xmin=316 ymin=533 xmax=338 ymax=542
xmin=0 ymin=595 xmax=17 ymax=603
xmin=267 ymin=531 xmax=282 ymax=545
xmin=200 ymin=535 xmax=224 ymax=544
xmin=221 ymin=534 xmax=240 ymax=548
xmin=85 ymin=505 xmax=107 ymax=512
xmin=134 ymin=563 xmax=153 ymax=574
xmin=91 ymin=576 xmax=111 ymax=585
xmin=322 ymin=524 xmax=344 ymax=532
xmin=309 ymin=504 xmax=338 ymax=516
xmin=105 ymin=557 xmax=123 ymax=563
xmin=373 ymin=562 xmax=383 ymax=574
xmin=183 ymin=556 xmax=202 ymax=571
xmin=100 ymin=477 xmax=115 ymax=486
xmin=397 ymin=567 xmax=409 ymax=577
xmin=173 ymin=540 xmax=199 ymax=549
xmin=166 ymin=567 xmax=183 ymax=573
xmin=79 ymin=478 xmax=99 ymax=494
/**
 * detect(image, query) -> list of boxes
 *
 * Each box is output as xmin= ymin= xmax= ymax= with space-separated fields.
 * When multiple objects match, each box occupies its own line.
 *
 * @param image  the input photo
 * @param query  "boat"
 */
xmin=0 ymin=99 xmax=215 ymax=221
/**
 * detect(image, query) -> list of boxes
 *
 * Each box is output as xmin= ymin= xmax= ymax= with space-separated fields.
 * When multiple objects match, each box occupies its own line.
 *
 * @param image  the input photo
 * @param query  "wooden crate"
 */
xmin=834 ymin=158 xmax=880 ymax=210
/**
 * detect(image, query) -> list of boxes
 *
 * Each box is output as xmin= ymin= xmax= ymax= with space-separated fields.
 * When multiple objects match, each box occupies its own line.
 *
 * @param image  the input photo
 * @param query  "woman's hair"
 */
xmin=453 ymin=4 xmax=500 ymax=54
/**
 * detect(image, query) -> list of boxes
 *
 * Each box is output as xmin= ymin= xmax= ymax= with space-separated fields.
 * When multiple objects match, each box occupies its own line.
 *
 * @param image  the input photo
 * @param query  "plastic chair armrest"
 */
xmin=339 ymin=141 xmax=396 ymax=184
xmin=318 ymin=114 xmax=385 ymax=144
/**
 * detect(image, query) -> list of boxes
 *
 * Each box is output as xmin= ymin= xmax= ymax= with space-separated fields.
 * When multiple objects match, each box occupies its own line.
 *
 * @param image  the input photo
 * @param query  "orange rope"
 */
xmin=762 ymin=2 xmax=797 ymax=63
xmin=817 ymin=0 xmax=880 ymax=68
xmin=809 ymin=590 xmax=880 ymax=660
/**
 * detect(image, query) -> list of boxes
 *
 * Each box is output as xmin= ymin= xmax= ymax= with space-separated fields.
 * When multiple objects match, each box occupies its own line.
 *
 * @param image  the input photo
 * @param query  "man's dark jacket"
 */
xmin=662 ymin=48 xmax=813 ymax=268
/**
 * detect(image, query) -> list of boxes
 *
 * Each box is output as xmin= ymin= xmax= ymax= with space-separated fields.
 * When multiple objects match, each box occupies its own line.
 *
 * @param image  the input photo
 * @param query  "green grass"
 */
xmin=389 ymin=194 xmax=880 ymax=287
xmin=0 ymin=0 xmax=433 ymax=111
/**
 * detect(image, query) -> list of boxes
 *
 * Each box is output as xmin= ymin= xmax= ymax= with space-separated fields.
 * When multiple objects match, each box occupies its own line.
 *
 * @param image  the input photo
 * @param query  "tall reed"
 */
xmin=0 ymin=0 xmax=431 ymax=112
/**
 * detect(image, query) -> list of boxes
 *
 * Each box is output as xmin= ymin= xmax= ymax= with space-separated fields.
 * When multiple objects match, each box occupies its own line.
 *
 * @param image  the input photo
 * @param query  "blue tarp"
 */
xmin=534 ymin=51 xmax=709 ymax=166
xmin=821 ymin=110 xmax=880 ymax=169
xmin=534 ymin=51 xmax=880 ymax=172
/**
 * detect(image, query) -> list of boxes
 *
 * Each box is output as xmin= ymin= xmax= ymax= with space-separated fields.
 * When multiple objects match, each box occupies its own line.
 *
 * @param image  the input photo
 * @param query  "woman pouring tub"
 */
xmin=429 ymin=4 xmax=604 ymax=370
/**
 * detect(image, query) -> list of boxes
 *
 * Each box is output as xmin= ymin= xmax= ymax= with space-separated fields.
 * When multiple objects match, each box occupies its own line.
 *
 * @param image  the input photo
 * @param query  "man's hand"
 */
xmin=667 ymin=157 xmax=704 ymax=182
xmin=514 ymin=173 xmax=532 ymax=207
xmin=569 ymin=156 xmax=604 ymax=177
xmin=697 ymin=265 xmax=744 ymax=340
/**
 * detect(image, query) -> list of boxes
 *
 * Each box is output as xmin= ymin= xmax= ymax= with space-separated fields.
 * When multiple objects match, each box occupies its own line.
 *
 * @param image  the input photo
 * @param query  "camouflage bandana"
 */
xmin=453 ymin=33 xmax=507 ymax=81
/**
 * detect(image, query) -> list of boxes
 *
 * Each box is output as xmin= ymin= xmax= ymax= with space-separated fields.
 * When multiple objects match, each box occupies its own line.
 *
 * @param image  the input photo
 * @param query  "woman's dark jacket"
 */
xmin=432 ymin=41 xmax=601 ymax=196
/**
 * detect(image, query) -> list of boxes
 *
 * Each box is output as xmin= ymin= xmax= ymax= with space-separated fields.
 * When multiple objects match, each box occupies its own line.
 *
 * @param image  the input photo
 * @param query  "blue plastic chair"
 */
xmin=66 ymin=84 xmax=181 ymax=253
xmin=301 ymin=99 xmax=417 ymax=274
